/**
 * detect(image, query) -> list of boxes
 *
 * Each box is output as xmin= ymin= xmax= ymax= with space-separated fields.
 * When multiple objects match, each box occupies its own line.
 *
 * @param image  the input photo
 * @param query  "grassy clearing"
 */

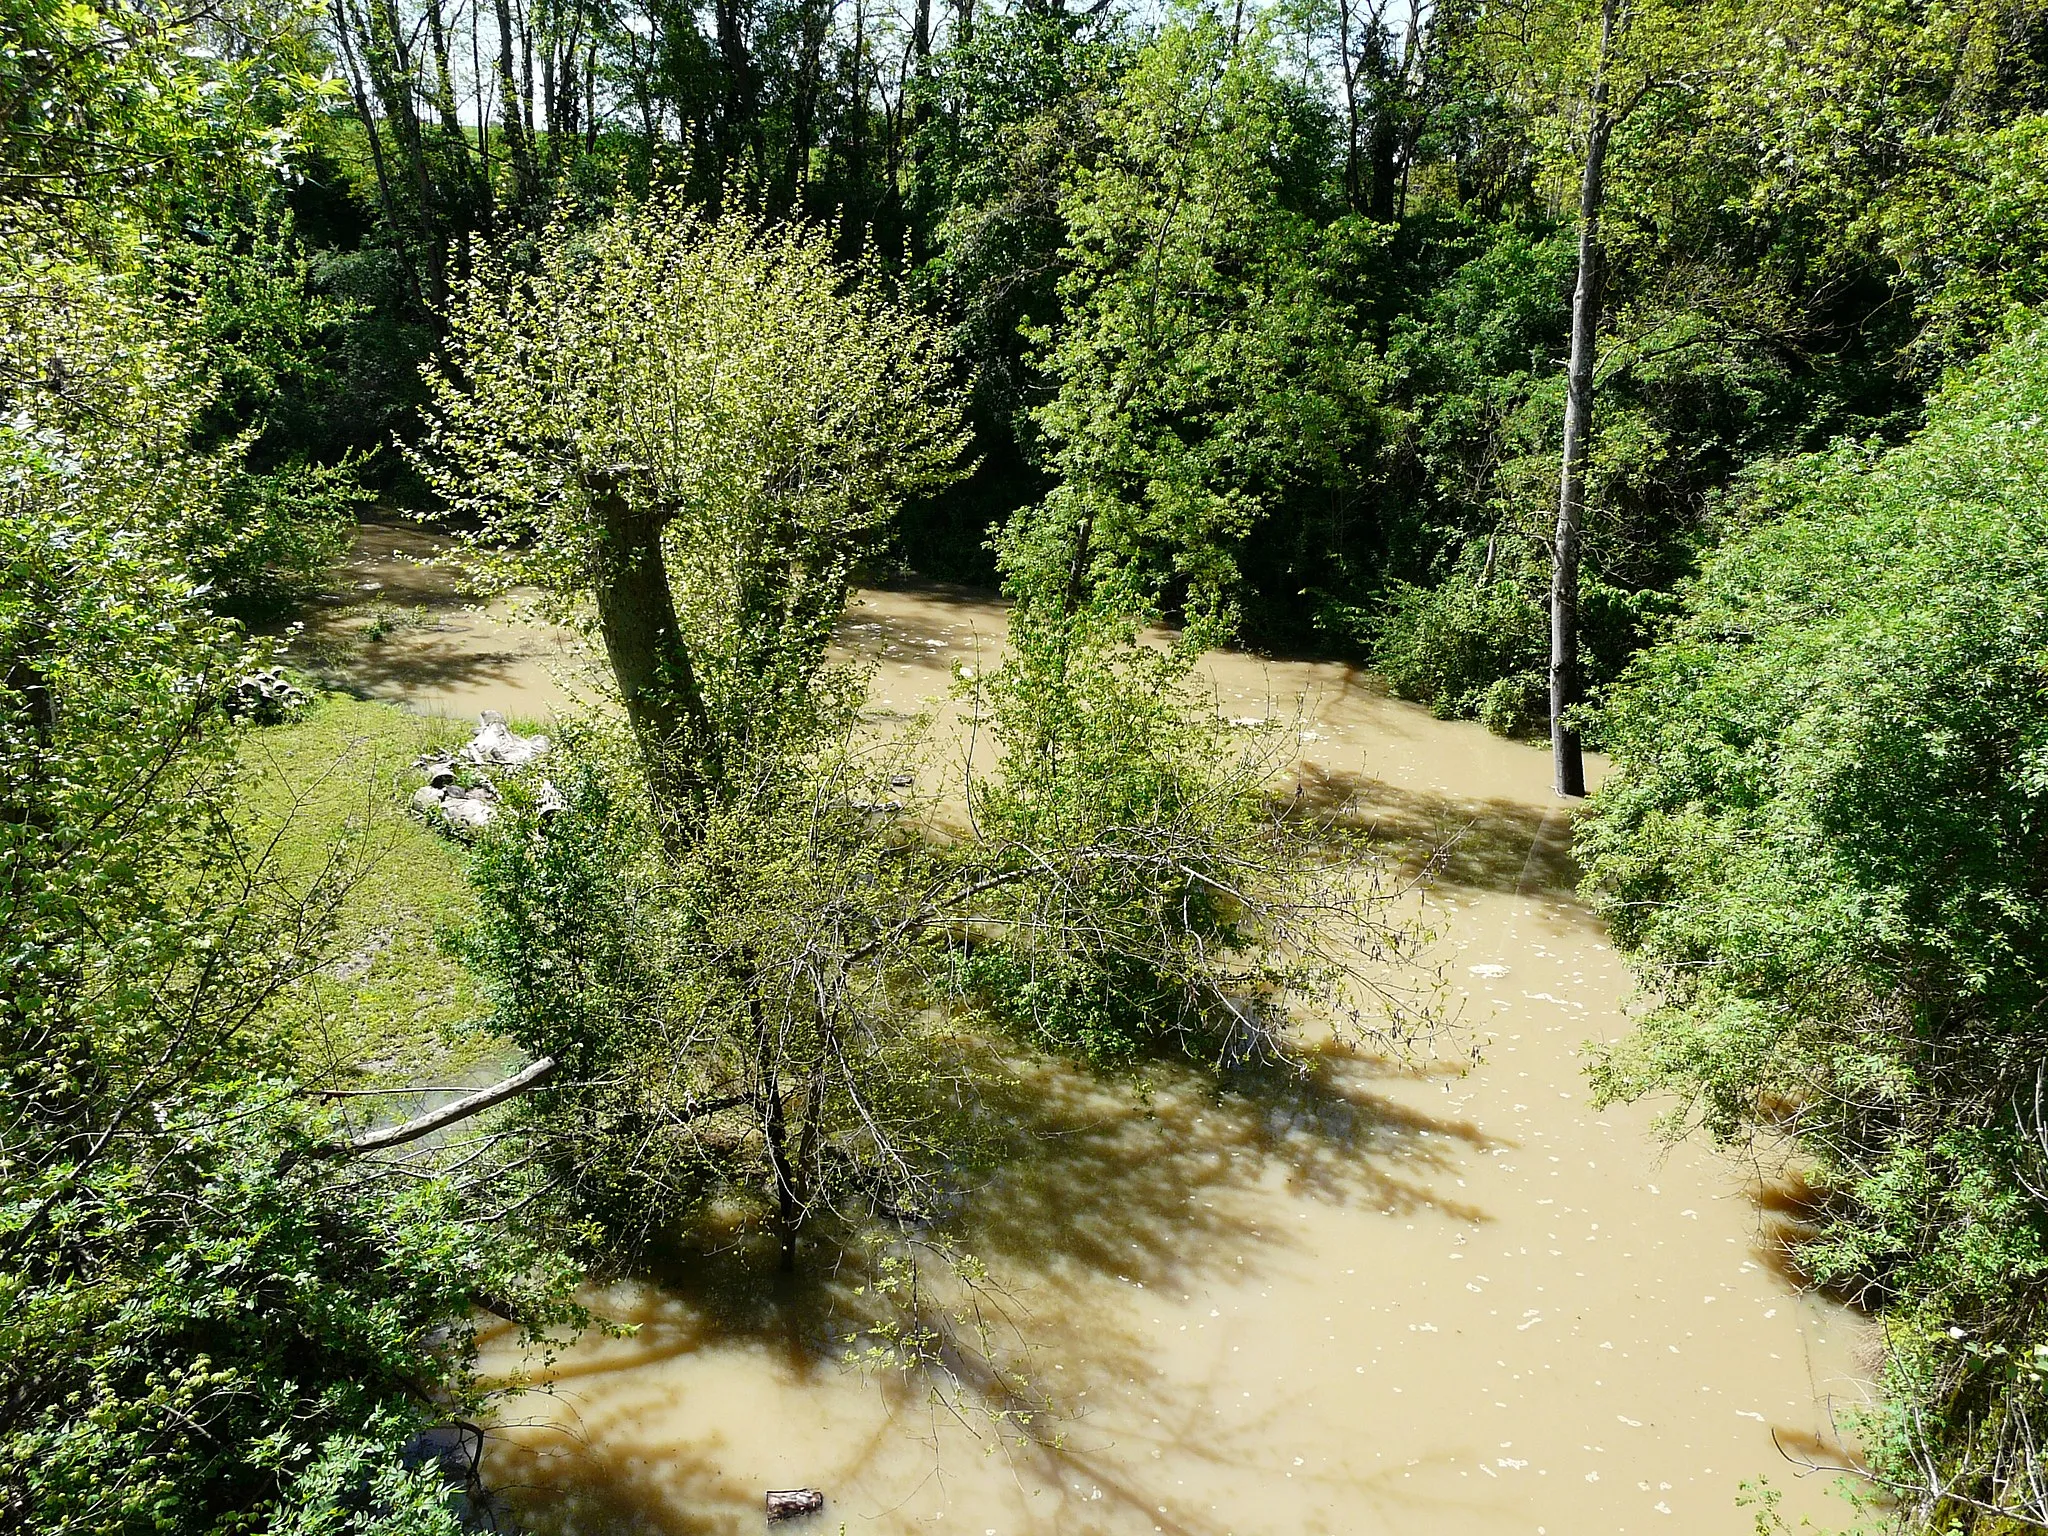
xmin=234 ymin=693 xmax=515 ymax=1086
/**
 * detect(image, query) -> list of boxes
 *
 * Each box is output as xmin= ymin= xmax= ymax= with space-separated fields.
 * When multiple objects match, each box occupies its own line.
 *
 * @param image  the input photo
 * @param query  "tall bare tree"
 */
xmin=1550 ymin=0 xmax=1623 ymax=798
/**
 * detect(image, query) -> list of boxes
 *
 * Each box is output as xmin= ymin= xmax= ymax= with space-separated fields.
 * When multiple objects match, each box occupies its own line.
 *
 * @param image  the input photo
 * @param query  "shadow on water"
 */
xmin=1288 ymin=765 xmax=1583 ymax=898
xmin=929 ymin=1051 xmax=1506 ymax=1532
xmin=485 ymin=1433 xmax=751 ymax=1536
xmin=485 ymin=1038 xmax=1510 ymax=1535
xmin=312 ymin=636 xmax=574 ymax=708
xmin=956 ymin=1049 xmax=1501 ymax=1289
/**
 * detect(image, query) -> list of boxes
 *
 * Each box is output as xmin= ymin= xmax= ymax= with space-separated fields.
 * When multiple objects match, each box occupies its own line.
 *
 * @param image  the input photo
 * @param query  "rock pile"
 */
xmin=224 ymin=667 xmax=308 ymax=723
xmin=411 ymin=711 xmax=559 ymax=840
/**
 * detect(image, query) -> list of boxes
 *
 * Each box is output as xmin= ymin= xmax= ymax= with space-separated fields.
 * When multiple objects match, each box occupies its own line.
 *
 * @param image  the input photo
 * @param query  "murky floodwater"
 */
xmin=307 ymin=524 xmax=1874 ymax=1534
xmin=286 ymin=517 xmax=586 ymax=717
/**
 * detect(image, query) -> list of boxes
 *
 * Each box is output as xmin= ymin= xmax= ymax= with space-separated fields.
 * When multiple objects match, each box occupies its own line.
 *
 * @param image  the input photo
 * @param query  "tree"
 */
xmin=459 ymin=620 xmax=1432 ymax=1273
xmin=422 ymin=183 xmax=1433 ymax=1279
xmin=1548 ymin=0 xmax=1622 ymax=798
xmin=0 ymin=0 xmax=328 ymax=226
xmin=414 ymin=193 xmax=973 ymax=835
xmin=1014 ymin=9 xmax=1390 ymax=643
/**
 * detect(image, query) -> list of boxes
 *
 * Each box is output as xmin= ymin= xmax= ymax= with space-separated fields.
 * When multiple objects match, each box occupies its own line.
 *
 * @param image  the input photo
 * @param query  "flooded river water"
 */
xmin=307 ymin=522 xmax=1873 ymax=1535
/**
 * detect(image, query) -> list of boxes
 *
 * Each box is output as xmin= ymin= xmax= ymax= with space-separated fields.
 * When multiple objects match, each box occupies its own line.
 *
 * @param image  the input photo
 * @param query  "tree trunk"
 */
xmin=754 ymin=999 xmax=803 ymax=1274
xmin=713 ymin=0 xmax=758 ymax=196
xmin=424 ymin=0 xmax=467 ymax=139
xmin=334 ymin=1056 xmax=558 ymax=1155
xmin=493 ymin=0 xmax=535 ymax=203
xmin=787 ymin=1 xmax=826 ymax=214
xmin=1550 ymin=0 xmax=1621 ymax=801
xmin=585 ymin=475 xmax=718 ymax=834
xmin=1337 ymin=0 xmax=1364 ymax=212
xmin=330 ymin=0 xmax=405 ymax=268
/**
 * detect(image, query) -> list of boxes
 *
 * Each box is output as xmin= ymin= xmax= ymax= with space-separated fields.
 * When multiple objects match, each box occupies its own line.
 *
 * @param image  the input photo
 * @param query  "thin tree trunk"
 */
xmin=470 ymin=0 xmax=492 ymax=198
xmin=788 ymin=0 xmax=826 ymax=213
xmin=1550 ymin=0 xmax=1620 ymax=801
xmin=1395 ymin=0 xmax=1425 ymax=216
xmin=904 ymin=0 xmax=932 ymax=248
xmin=424 ymin=0 xmax=467 ymax=138
xmin=755 ymin=1000 xmax=802 ymax=1273
xmin=585 ymin=475 xmax=719 ymax=833
xmin=493 ymin=0 xmax=534 ymax=202
xmin=329 ymin=0 xmax=409 ymax=290
xmin=1338 ymin=0 xmax=1363 ymax=212
xmin=713 ymin=0 xmax=756 ymax=195
xmin=517 ymin=0 xmax=538 ymax=157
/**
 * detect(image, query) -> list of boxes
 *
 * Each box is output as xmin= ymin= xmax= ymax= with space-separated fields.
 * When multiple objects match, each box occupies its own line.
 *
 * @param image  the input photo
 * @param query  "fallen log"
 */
xmin=332 ymin=1056 xmax=558 ymax=1156
xmin=765 ymin=1488 xmax=825 ymax=1520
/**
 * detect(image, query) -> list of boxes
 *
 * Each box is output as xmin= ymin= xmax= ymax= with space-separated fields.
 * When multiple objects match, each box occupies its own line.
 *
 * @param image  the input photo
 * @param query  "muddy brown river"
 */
xmin=307 ymin=522 xmax=1874 ymax=1535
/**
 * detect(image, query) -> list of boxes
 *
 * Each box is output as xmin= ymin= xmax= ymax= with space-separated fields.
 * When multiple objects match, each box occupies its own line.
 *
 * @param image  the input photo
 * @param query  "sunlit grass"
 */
xmin=233 ymin=693 xmax=518 ymax=1087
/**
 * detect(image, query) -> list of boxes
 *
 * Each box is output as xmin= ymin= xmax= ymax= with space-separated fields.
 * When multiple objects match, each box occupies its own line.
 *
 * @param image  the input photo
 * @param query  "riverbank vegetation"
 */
xmin=1584 ymin=320 xmax=2048 ymax=1531
xmin=6 ymin=0 xmax=2048 ymax=1527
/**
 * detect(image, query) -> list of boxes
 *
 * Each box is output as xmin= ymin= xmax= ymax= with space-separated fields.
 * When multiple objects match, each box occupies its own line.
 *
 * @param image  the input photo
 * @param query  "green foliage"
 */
xmin=1881 ymin=114 xmax=2048 ymax=370
xmin=1 ymin=239 xmax=366 ymax=616
xmin=0 ymin=0 xmax=331 ymax=226
xmin=897 ymin=11 xmax=1128 ymax=580
xmin=970 ymin=589 xmax=1423 ymax=1062
xmin=1372 ymin=577 xmax=1548 ymax=725
xmin=1580 ymin=314 xmax=2048 ymax=1529
xmin=205 ymin=458 xmax=370 ymax=616
xmin=0 ymin=253 xmax=575 ymax=1536
xmin=459 ymin=717 xmax=986 ymax=1251
xmin=1015 ymin=10 xmax=1390 ymax=640
xmin=416 ymin=192 xmax=972 ymax=785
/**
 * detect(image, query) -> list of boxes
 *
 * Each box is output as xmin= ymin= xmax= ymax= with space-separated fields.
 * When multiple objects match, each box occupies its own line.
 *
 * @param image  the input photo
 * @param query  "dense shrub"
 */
xmin=1371 ymin=577 xmax=1548 ymax=725
xmin=1580 ymin=316 xmax=2048 ymax=1530
xmin=0 ymin=268 xmax=575 ymax=1536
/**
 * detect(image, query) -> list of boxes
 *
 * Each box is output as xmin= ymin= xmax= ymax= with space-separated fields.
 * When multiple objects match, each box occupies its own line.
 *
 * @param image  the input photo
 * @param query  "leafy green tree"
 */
xmin=1879 ymin=113 xmax=2048 ymax=369
xmin=415 ymin=193 xmax=972 ymax=833
xmin=0 ymin=0 xmax=330 ymax=227
xmin=1 ymin=241 xmax=362 ymax=615
xmin=899 ymin=10 xmax=1127 ymax=578
xmin=460 ymin=637 xmax=1426 ymax=1271
xmin=1013 ymin=8 xmax=1390 ymax=642
xmin=427 ymin=182 xmax=1431 ymax=1280
xmin=1582 ymin=313 xmax=2048 ymax=1530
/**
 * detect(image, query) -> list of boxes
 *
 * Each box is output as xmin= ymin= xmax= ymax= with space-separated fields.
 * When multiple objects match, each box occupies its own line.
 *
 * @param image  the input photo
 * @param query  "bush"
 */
xmin=1579 ymin=314 xmax=2048 ymax=1530
xmin=1371 ymin=563 xmax=1675 ymax=739
xmin=1372 ymin=577 xmax=1547 ymax=725
xmin=1477 ymin=669 xmax=1548 ymax=737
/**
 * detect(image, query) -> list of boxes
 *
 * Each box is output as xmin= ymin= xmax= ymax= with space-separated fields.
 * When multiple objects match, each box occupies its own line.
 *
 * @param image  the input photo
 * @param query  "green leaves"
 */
xmin=1014 ymin=10 xmax=1389 ymax=638
xmin=417 ymin=194 xmax=972 ymax=788
xmin=0 ymin=0 xmax=330 ymax=230
xmin=0 ymin=244 xmax=577 ymax=1536
xmin=1582 ymin=314 xmax=2048 ymax=1525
